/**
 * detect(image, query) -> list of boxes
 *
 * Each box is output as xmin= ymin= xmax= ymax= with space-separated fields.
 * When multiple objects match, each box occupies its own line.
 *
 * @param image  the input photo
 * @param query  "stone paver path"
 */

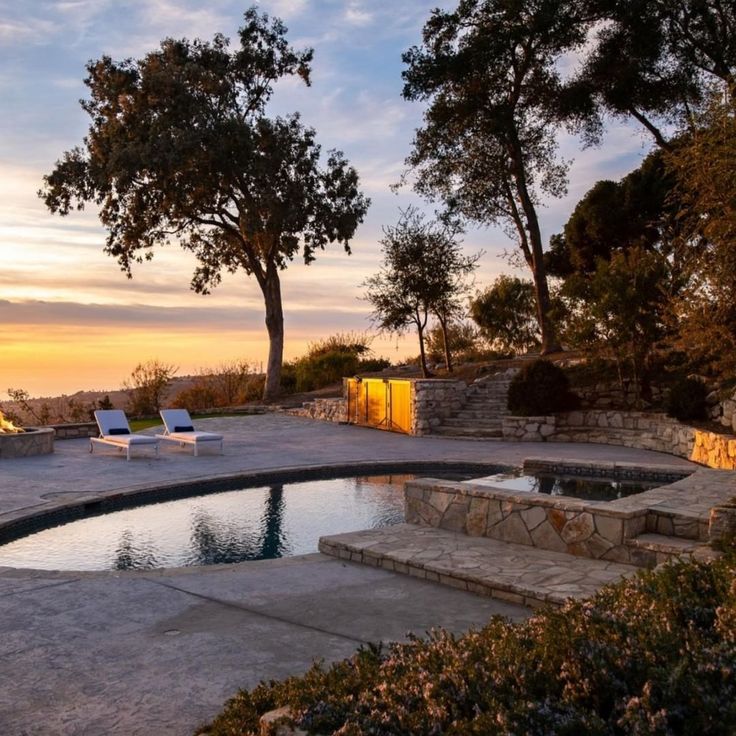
xmin=320 ymin=524 xmax=640 ymax=607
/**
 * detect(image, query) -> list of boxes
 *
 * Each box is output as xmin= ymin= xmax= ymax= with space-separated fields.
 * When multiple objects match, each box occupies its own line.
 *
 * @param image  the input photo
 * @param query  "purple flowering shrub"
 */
xmin=197 ymin=547 xmax=736 ymax=735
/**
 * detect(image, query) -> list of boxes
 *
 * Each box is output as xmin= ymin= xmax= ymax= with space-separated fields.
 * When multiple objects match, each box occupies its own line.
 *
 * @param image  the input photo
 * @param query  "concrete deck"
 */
xmin=0 ymin=414 xmax=713 ymax=735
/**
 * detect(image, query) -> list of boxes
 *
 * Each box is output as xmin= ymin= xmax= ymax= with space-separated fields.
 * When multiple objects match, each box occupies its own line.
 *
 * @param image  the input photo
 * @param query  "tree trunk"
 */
xmin=507 ymin=138 xmax=562 ymax=355
xmin=261 ymin=265 xmax=284 ymax=401
xmin=437 ymin=313 xmax=453 ymax=372
xmin=530 ymin=255 xmax=561 ymax=355
xmin=416 ymin=311 xmax=431 ymax=378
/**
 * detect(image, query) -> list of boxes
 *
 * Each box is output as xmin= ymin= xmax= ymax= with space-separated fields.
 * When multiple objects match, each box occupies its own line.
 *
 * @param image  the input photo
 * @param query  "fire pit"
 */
xmin=0 ymin=412 xmax=54 ymax=459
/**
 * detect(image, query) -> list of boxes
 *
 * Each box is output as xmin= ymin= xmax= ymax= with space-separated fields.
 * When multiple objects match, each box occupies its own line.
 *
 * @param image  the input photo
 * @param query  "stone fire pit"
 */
xmin=0 ymin=427 xmax=55 ymax=459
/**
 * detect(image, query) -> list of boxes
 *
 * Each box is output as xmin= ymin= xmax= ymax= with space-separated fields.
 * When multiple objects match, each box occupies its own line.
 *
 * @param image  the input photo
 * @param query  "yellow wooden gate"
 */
xmin=346 ymin=378 xmax=412 ymax=434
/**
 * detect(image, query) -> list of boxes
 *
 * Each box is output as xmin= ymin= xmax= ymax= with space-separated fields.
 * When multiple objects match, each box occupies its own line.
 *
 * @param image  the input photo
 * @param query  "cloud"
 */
xmin=344 ymin=2 xmax=373 ymax=27
xmin=0 ymin=17 xmax=56 ymax=45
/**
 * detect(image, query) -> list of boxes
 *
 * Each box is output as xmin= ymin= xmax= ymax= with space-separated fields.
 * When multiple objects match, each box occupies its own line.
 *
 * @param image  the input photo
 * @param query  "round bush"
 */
xmin=666 ymin=377 xmax=708 ymax=421
xmin=507 ymin=359 xmax=575 ymax=416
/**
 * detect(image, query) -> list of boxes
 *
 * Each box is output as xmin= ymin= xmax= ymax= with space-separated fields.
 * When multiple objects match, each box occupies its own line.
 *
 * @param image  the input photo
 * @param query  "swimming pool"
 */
xmin=0 ymin=461 xmax=674 ymax=572
xmin=0 ymin=474 xmax=424 ymax=571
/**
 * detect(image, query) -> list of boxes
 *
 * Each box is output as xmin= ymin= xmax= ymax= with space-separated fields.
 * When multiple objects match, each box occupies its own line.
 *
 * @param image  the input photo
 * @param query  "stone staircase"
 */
xmin=432 ymin=371 xmax=515 ymax=439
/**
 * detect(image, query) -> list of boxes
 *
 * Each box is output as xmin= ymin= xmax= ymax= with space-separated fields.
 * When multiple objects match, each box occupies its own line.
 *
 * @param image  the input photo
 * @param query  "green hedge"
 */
xmin=197 ymin=547 xmax=736 ymax=735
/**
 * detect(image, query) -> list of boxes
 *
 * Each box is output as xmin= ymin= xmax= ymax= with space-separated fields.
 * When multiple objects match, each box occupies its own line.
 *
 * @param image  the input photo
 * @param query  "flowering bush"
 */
xmin=198 ymin=547 xmax=736 ymax=735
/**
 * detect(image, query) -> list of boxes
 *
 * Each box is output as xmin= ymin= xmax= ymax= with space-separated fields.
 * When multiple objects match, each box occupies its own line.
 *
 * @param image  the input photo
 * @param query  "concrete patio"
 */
xmin=0 ymin=414 xmax=720 ymax=735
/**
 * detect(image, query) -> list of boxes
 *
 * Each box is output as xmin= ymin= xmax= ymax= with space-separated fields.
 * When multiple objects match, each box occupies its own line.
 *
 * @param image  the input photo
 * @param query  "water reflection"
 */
xmin=0 ymin=475 xmax=410 ymax=571
xmin=114 ymin=529 xmax=159 ymax=570
xmin=186 ymin=484 xmax=291 ymax=565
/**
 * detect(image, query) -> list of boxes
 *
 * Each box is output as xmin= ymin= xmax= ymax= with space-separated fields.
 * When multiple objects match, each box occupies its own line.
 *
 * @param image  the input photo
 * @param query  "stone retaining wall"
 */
xmin=502 ymin=411 xmax=736 ymax=470
xmin=287 ymin=398 xmax=346 ymax=423
xmin=411 ymin=379 xmax=466 ymax=435
xmin=50 ymin=422 xmax=97 ymax=439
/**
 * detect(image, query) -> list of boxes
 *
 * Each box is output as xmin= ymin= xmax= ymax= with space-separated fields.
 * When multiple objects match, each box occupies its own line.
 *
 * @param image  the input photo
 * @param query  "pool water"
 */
xmin=0 ymin=474 xmax=416 ymax=571
xmin=470 ymin=472 xmax=660 ymax=501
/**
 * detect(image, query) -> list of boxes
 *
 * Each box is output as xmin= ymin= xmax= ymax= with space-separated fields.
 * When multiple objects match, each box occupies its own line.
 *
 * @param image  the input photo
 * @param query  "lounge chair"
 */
xmin=156 ymin=409 xmax=224 ymax=456
xmin=91 ymin=410 xmax=159 ymax=461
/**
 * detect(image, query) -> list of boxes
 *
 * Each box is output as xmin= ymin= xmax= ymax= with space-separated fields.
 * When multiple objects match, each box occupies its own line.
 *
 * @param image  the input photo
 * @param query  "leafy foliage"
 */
xmin=198 ymin=549 xmax=736 ymax=736
xmin=577 ymin=0 xmax=735 ymax=148
xmin=665 ymin=90 xmax=736 ymax=380
xmin=39 ymin=8 xmax=369 ymax=400
xmin=546 ymin=151 xmax=677 ymax=277
xmin=666 ymin=377 xmax=709 ymax=422
xmin=560 ymin=248 xmax=671 ymax=407
xmin=425 ymin=321 xmax=482 ymax=365
xmin=469 ymin=276 xmax=540 ymax=353
xmin=288 ymin=333 xmax=384 ymax=393
xmin=507 ymin=359 xmax=576 ymax=416
xmin=172 ymin=360 xmax=260 ymax=411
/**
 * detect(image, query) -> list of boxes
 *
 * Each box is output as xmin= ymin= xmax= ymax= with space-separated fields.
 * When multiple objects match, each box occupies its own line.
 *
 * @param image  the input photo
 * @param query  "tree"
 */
xmin=546 ymin=150 xmax=677 ymax=277
xmin=425 ymin=321 xmax=481 ymax=367
xmin=401 ymin=0 xmax=593 ymax=354
xmin=364 ymin=208 xmax=477 ymax=377
xmin=39 ymin=8 xmax=370 ymax=400
xmin=665 ymin=90 xmax=736 ymax=379
xmin=469 ymin=276 xmax=540 ymax=354
xmin=124 ymin=359 xmax=177 ymax=415
xmin=561 ymin=248 xmax=670 ymax=406
xmin=579 ymin=0 xmax=736 ymax=148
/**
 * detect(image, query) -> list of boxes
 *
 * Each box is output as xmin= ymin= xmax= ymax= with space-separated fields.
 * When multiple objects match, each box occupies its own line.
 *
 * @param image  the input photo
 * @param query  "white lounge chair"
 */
xmin=156 ymin=409 xmax=224 ymax=456
xmin=91 ymin=410 xmax=159 ymax=461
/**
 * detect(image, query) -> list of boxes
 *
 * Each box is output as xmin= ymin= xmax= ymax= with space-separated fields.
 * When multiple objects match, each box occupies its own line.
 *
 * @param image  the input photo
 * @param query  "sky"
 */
xmin=0 ymin=0 xmax=657 ymax=398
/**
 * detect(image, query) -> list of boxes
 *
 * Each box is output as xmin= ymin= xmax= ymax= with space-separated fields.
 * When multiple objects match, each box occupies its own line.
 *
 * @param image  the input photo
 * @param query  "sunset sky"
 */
xmin=0 ymin=0 xmax=656 ymax=398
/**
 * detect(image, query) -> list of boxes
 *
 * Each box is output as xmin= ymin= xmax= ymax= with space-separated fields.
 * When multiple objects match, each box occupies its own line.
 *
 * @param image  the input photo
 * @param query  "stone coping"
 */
xmin=408 ymin=478 xmax=646 ymax=520
xmin=320 ymin=524 xmax=640 ymax=608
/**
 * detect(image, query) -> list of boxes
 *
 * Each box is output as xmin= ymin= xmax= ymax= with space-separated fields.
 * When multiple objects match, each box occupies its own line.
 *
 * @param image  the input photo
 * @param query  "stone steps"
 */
xmin=431 ymin=372 xmax=513 ymax=439
xmin=320 ymin=524 xmax=639 ymax=608
xmin=626 ymin=532 xmax=715 ymax=568
xmin=626 ymin=532 xmax=717 ymax=568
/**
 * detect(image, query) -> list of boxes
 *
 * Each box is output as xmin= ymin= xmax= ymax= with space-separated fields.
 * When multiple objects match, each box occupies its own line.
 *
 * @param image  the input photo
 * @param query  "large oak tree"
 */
xmin=40 ymin=9 xmax=370 ymax=400
xmin=401 ymin=0 xmax=594 ymax=354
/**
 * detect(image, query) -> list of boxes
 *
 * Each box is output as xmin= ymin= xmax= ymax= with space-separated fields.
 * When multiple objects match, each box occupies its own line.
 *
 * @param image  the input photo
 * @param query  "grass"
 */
xmin=129 ymin=412 xmax=246 ymax=433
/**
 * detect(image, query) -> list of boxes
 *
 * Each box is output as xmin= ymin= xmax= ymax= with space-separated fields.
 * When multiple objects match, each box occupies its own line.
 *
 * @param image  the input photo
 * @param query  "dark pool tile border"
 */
xmin=0 ymin=461 xmax=515 ymax=547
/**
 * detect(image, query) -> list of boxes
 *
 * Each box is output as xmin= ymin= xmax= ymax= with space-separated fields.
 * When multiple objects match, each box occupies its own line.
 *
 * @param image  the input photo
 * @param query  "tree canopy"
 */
xmin=665 ymin=90 xmax=736 ymax=379
xmin=40 ymin=8 xmax=370 ymax=400
xmin=578 ymin=0 xmax=736 ymax=147
xmin=546 ymin=150 xmax=676 ymax=277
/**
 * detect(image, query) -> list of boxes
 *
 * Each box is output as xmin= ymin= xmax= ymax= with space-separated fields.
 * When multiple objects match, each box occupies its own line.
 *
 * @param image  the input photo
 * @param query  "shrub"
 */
xmin=666 ymin=376 xmax=709 ymax=421
xmin=123 ymin=359 xmax=177 ymax=416
xmin=284 ymin=333 xmax=379 ymax=393
xmin=198 ymin=548 xmax=736 ymax=736
xmin=356 ymin=357 xmax=391 ymax=373
xmin=507 ymin=359 xmax=576 ymax=415
xmin=293 ymin=350 xmax=361 ymax=392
